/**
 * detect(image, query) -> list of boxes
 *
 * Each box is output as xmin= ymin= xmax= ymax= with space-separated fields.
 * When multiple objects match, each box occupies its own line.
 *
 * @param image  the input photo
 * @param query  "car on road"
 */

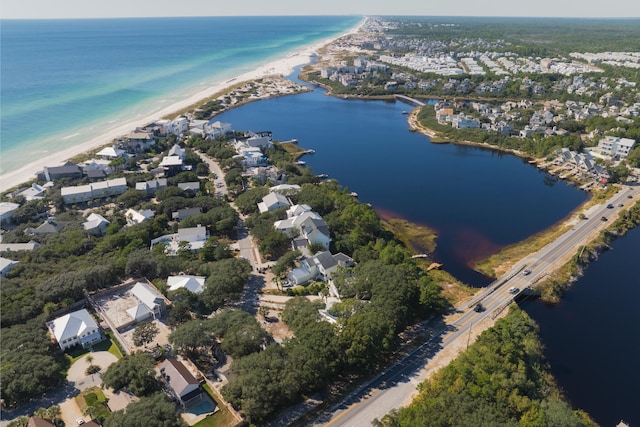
xmin=523 ymin=269 xmax=531 ymax=275
xmin=607 ymin=204 xmax=614 ymax=208
xmin=618 ymin=203 xmax=624 ymax=207
xmin=76 ymin=418 xmax=85 ymax=425
xmin=600 ymin=216 xmax=608 ymax=221
xmin=474 ymin=303 xmax=485 ymax=312
xmin=508 ymin=287 xmax=519 ymax=294
xmin=628 ymin=194 xmax=633 ymax=199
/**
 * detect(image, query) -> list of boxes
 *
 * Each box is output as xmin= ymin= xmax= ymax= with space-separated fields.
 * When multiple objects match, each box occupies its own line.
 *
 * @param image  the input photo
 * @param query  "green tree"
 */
xmin=104 ymin=393 xmax=187 ymax=427
xmin=102 ymin=352 xmax=159 ymax=397
xmin=132 ymin=322 xmax=159 ymax=347
xmin=168 ymin=319 xmax=217 ymax=360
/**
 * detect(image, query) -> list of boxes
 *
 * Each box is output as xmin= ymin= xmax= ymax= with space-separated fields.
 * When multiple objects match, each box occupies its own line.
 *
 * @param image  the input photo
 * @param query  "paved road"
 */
xmin=195 ymin=151 xmax=228 ymax=198
xmin=311 ymin=185 xmax=637 ymax=427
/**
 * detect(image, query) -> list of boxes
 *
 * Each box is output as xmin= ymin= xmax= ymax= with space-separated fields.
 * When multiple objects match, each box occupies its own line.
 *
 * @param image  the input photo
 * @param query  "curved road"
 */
xmin=311 ymin=186 xmax=636 ymax=427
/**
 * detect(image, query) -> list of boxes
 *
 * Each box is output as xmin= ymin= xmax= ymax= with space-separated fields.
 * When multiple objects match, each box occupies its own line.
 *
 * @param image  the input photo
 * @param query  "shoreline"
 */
xmin=0 ymin=18 xmax=365 ymax=194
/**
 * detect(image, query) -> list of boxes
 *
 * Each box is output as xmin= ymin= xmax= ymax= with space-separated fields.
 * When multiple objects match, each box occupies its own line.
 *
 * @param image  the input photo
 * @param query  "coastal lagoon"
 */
xmin=215 ymin=79 xmax=588 ymax=284
xmin=0 ymin=16 xmax=360 ymax=175
xmin=216 ymin=75 xmax=637 ymax=425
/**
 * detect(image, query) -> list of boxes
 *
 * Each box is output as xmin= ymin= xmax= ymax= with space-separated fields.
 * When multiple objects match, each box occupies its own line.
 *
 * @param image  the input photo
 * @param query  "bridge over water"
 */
xmin=394 ymin=94 xmax=426 ymax=106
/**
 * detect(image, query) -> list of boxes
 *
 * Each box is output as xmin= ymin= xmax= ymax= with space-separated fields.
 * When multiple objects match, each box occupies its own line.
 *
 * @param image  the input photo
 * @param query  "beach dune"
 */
xmin=0 ymin=21 xmax=363 ymax=193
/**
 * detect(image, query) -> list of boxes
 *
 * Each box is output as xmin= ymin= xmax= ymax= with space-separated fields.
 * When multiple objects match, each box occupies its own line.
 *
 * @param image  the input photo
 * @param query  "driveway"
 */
xmin=67 ymin=351 xmax=118 ymax=390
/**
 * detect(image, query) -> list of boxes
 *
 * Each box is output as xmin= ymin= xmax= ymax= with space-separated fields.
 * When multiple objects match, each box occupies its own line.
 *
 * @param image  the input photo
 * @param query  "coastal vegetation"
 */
xmin=376 ymin=307 xmax=593 ymax=427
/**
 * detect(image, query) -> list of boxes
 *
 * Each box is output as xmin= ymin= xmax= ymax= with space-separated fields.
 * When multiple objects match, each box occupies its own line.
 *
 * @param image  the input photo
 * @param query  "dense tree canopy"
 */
xmin=101 ymin=352 xmax=159 ymax=397
xmin=104 ymin=393 xmax=187 ymax=427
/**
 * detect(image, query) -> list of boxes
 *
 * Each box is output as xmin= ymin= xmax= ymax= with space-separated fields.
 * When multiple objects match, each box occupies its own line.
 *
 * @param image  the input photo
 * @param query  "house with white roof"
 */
xmin=167 ymin=275 xmax=206 ymax=294
xmin=274 ymin=208 xmax=322 ymax=236
xmin=129 ymin=281 xmax=166 ymax=321
xmin=0 ymin=241 xmax=40 ymax=252
xmin=96 ymin=146 xmax=126 ymax=159
xmin=204 ymin=120 xmax=232 ymax=139
xmin=235 ymin=147 xmax=265 ymax=167
xmin=287 ymin=251 xmax=354 ymax=286
xmin=159 ymin=155 xmax=185 ymax=176
xmin=597 ymin=136 xmax=636 ymax=159
xmin=121 ymin=132 xmax=156 ymax=152
xmin=168 ymin=144 xmax=186 ymax=161
xmin=135 ymin=178 xmax=168 ymax=194
xmin=17 ymin=184 xmax=46 ymax=201
xmin=0 ymin=202 xmax=21 ymax=224
xmin=0 ymin=257 xmax=19 ymax=277
xmin=257 ymin=192 xmax=290 ymax=214
xmin=61 ymin=178 xmax=127 ymax=204
xmin=47 ymin=308 xmax=103 ymax=350
xmin=269 ymin=184 xmax=301 ymax=195
xmin=125 ymin=208 xmax=155 ymax=226
xmin=157 ymin=116 xmax=188 ymax=136
xmin=83 ymin=213 xmax=110 ymax=236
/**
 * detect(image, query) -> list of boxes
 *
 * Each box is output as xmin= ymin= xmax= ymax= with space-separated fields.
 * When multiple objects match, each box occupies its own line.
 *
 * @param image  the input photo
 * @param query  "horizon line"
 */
xmin=2 ymin=14 xmax=640 ymax=21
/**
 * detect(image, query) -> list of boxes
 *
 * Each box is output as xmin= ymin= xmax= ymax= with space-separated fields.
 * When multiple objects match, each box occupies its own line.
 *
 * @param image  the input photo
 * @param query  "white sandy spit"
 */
xmin=0 ymin=20 xmax=364 ymax=193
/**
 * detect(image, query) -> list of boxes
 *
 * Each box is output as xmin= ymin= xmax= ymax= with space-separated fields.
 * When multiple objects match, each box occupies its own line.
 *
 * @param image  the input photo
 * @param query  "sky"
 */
xmin=2 ymin=0 xmax=640 ymax=19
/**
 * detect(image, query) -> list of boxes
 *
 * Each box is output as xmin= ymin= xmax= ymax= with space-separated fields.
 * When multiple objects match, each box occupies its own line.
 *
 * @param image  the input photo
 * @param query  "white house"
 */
xmin=17 ymin=184 xmax=46 ymax=201
xmin=48 ymin=309 xmax=102 ymax=350
xmin=287 ymin=251 xmax=354 ymax=286
xmin=125 ymin=208 xmax=155 ymax=225
xmin=160 ymin=116 xmax=188 ymax=136
xmin=257 ymin=192 xmax=290 ymax=214
xmin=204 ymin=120 xmax=232 ymax=139
xmin=274 ymin=209 xmax=322 ymax=237
xmin=83 ymin=213 xmax=110 ymax=236
xmin=167 ymin=275 xmax=206 ymax=294
xmin=0 ymin=257 xmax=19 ymax=277
xmin=0 ymin=202 xmax=20 ymax=224
xmin=270 ymin=184 xmax=301 ymax=195
xmin=135 ymin=178 xmax=168 ymax=194
xmin=130 ymin=282 xmax=166 ymax=321
xmin=0 ymin=241 xmax=40 ymax=252
xmin=168 ymin=144 xmax=186 ymax=161
xmin=96 ymin=146 xmax=126 ymax=159
xmin=597 ymin=136 xmax=636 ymax=159
xmin=61 ymin=178 xmax=127 ymax=204
xmin=236 ymin=147 xmax=265 ymax=167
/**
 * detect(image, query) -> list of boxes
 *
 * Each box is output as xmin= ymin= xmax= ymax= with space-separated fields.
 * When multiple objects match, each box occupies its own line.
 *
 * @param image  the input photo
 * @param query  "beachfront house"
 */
xmin=121 ymin=132 xmax=156 ymax=153
xmin=96 ymin=146 xmax=126 ymax=159
xmin=156 ymin=116 xmax=188 ymax=136
xmin=16 ymin=183 xmax=46 ymax=201
xmin=61 ymin=177 xmax=127 ymax=204
xmin=47 ymin=308 xmax=103 ymax=351
xmin=38 ymin=161 xmax=83 ymax=182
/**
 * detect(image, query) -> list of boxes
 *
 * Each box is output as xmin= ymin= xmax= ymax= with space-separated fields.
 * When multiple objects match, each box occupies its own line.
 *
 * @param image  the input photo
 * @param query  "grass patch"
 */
xmin=474 ymin=221 xmax=574 ymax=278
xmin=75 ymin=386 xmax=110 ymax=423
xmin=104 ymin=331 xmax=124 ymax=359
xmin=278 ymin=142 xmax=306 ymax=159
xmin=382 ymin=218 xmax=437 ymax=254
xmin=428 ymin=268 xmax=477 ymax=305
xmin=193 ymin=384 xmax=238 ymax=427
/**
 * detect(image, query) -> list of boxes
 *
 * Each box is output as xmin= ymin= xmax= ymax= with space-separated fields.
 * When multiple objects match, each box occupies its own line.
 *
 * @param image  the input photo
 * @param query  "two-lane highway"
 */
xmin=312 ymin=186 xmax=636 ymax=427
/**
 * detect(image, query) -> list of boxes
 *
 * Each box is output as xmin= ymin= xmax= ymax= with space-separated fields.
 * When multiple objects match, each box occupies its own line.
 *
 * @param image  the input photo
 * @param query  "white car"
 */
xmin=523 ymin=269 xmax=531 ymax=275
xmin=76 ymin=418 xmax=85 ymax=425
xmin=508 ymin=287 xmax=519 ymax=294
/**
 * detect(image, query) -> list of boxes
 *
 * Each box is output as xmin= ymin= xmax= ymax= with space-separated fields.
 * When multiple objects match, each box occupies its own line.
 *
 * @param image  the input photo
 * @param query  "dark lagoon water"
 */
xmin=525 ymin=227 xmax=640 ymax=427
xmin=217 ymin=74 xmax=639 ymax=424
xmin=216 ymin=81 xmax=588 ymax=285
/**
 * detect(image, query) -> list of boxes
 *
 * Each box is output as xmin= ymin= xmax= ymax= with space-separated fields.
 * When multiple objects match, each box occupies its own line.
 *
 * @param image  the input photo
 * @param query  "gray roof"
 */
xmin=172 ymin=207 xmax=202 ymax=221
xmin=158 ymin=358 xmax=200 ymax=399
xmin=177 ymin=182 xmax=200 ymax=192
xmin=312 ymin=251 xmax=338 ymax=270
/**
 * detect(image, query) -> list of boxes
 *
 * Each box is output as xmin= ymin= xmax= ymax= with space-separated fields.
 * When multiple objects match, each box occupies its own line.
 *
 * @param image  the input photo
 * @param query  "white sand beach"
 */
xmin=0 ymin=20 xmax=364 ymax=193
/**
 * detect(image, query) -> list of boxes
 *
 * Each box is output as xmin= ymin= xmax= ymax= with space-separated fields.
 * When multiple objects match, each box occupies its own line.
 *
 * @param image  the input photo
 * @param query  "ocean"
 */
xmin=0 ymin=16 xmax=361 ymax=175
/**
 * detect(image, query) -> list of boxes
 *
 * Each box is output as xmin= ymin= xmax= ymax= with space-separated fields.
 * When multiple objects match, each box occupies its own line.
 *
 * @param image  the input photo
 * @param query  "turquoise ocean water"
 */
xmin=0 ymin=16 xmax=360 ymax=175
